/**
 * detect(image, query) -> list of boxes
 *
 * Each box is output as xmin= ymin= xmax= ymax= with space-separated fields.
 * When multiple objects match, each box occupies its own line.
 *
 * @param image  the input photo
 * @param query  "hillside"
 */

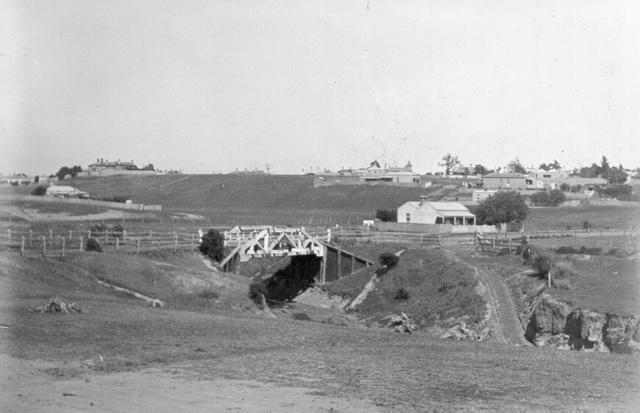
xmin=65 ymin=175 xmax=432 ymax=224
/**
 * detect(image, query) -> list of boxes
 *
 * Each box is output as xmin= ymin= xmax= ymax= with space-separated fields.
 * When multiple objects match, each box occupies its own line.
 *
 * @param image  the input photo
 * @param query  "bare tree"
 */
xmin=439 ymin=153 xmax=460 ymax=176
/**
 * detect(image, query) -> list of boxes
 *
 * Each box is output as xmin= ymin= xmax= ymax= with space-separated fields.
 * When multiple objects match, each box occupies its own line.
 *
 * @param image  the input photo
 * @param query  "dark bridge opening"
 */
xmin=263 ymin=255 xmax=322 ymax=302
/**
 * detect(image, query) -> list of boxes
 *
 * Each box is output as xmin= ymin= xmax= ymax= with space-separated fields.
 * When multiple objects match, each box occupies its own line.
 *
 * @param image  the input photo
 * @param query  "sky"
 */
xmin=1 ymin=0 xmax=639 ymax=175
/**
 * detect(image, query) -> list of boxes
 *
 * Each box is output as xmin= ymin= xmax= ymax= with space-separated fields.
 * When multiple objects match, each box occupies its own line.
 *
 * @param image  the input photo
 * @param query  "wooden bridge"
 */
xmin=218 ymin=225 xmax=373 ymax=283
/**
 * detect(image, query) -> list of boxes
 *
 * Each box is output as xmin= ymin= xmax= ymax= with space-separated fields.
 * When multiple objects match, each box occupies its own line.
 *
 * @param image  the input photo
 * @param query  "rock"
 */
xmin=386 ymin=312 xmax=417 ymax=333
xmin=564 ymin=308 xmax=608 ymax=352
xmin=603 ymin=314 xmax=640 ymax=354
xmin=525 ymin=294 xmax=571 ymax=345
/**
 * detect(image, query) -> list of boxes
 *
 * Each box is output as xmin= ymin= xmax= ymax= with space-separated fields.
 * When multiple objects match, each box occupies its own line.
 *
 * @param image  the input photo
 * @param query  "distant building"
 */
xmin=397 ymin=197 xmax=476 ymax=225
xmin=82 ymin=158 xmax=156 ymax=177
xmin=482 ymin=173 xmax=527 ymax=190
xmin=45 ymin=185 xmax=89 ymax=198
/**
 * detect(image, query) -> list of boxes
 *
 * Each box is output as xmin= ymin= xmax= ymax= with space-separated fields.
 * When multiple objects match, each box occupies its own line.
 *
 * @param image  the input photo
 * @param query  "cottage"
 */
xmin=45 ymin=185 xmax=89 ymax=198
xmin=482 ymin=173 xmax=527 ymax=190
xmin=397 ymin=197 xmax=475 ymax=225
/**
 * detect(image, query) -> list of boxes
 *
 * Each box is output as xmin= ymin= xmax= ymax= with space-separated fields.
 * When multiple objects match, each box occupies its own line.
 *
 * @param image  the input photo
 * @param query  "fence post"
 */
xmin=136 ymin=239 xmax=140 ymax=254
xmin=80 ymin=236 xmax=83 ymax=251
xmin=42 ymin=236 xmax=46 ymax=257
xmin=115 ymin=238 xmax=119 ymax=251
xmin=69 ymin=229 xmax=73 ymax=239
xmin=105 ymin=230 xmax=108 ymax=245
xmin=7 ymin=229 xmax=11 ymax=247
xmin=21 ymin=236 xmax=25 ymax=256
xmin=49 ymin=229 xmax=53 ymax=247
xmin=29 ymin=229 xmax=33 ymax=246
xmin=190 ymin=234 xmax=195 ymax=248
xmin=62 ymin=238 xmax=66 ymax=257
xmin=123 ymin=230 xmax=127 ymax=241
xmin=88 ymin=230 xmax=92 ymax=240
xmin=174 ymin=233 xmax=177 ymax=251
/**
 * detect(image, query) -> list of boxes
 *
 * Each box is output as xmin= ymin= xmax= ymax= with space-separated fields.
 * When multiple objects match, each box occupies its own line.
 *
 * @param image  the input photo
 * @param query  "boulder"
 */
xmin=603 ymin=314 xmax=640 ymax=354
xmin=525 ymin=294 xmax=572 ymax=345
xmin=564 ymin=308 xmax=608 ymax=352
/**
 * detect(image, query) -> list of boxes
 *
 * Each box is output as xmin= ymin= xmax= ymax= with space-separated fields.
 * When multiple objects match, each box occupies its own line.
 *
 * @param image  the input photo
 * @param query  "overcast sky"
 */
xmin=2 ymin=0 xmax=639 ymax=175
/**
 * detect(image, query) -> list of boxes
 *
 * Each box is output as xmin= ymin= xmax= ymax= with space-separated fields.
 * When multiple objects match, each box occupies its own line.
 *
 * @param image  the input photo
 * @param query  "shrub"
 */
xmin=556 ymin=246 xmax=579 ymax=254
xmin=199 ymin=229 xmax=225 ymax=261
xmin=292 ymin=312 xmax=310 ymax=321
xmin=85 ymin=238 xmax=102 ymax=252
xmin=248 ymin=281 xmax=268 ymax=305
xmin=378 ymin=252 xmax=399 ymax=269
xmin=31 ymin=185 xmax=47 ymax=196
xmin=529 ymin=189 xmax=566 ymax=206
xmin=578 ymin=246 xmax=602 ymax=256
xmin=394 ymin=287 xmax=410 ymax=300
xmin=554 ymin=261 xmax=578 ymax=278
xmin=198 ymin=289 xmax=219 ymax=299
xmin=532 ymin=255 xmax=552 ymax=276
xmin=376 ymin=209 xmax=397 ymax=222
xmin=552 ymin=279 xmax=572 ymax=290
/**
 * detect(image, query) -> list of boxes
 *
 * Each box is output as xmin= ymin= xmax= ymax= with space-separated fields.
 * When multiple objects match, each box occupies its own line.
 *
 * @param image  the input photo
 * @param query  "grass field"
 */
xmin=2 ymin=251 xmax=639 ymax=410
xmin=525 ymin=204 xmax=640 ymax=231
xmin=324 ymin=248 xmax=486 ymax=328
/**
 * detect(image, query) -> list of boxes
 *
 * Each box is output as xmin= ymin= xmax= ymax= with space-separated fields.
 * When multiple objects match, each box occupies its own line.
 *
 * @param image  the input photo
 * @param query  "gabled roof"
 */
xmin=483 ymin=173 xmax=526 ymax=179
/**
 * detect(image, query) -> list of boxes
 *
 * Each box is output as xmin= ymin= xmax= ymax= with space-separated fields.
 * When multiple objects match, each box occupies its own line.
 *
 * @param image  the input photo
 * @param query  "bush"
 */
xmin=85 ymin=238 xmax=102 ymax=252
xmin=394 ymin=287 xmax=410 ymax=300
xmin=529 ymin=189 xmax=566 ymax=206
xmin=556 ymin=246 xmax=579 ymax=254
xmin=198 ymin=289 xmax=219 ymax=299
xmin=248 ymin=281 xmax=268 ymax=305
xmin=376 ymin=209 xmax=397 ymax=222
xmin=378 ymin=252 xmax=399 ymax=269
xmin=578 ymin=246 xmax=602 ymax=256
xmin=532 ymin=255 xmax=552 ymax=276
xmin=199 ymin=229 xmax=225 ymax=262
xmin=31 ymin=185 xmax=47 ymax=196
xmin=554 ymin=261 xmax=578 ymax=279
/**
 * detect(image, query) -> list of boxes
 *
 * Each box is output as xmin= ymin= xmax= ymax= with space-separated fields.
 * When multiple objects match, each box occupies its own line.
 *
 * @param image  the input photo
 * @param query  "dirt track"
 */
xmin=444 ymin=248 xmax=531 ymax=346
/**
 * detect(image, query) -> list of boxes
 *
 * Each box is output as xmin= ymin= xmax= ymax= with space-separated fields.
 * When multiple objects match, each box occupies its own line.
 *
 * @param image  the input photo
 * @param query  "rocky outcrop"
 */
xmin=564 ymin=309 xmax=608 ymax=352
xmin=523 ymin=295 xmax=640 ymax=354
xmin=603 ymin=314 xmax=640 ymax=354
xmin=524 ymin=294 xmax=571 ymax=346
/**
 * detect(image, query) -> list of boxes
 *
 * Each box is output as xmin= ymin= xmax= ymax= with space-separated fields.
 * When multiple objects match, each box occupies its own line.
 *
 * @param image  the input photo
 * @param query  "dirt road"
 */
xmin=444 ymin=249 xmax=531 ymax=346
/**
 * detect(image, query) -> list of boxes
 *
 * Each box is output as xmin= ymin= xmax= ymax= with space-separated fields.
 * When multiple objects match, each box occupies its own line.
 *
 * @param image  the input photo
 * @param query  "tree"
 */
xmin=376 ymin=209 xmax=397 ymax=222
xmin=56 ymin=166 xmax=72 ymax=181
xmin=31 ymin=185 xmax=47 ymax=196
xmin=508 ymin=158 xmax=527 ymax=174
xmin=199 ymin=229 xmax=226 ymax=262
xmin=529 ymin=189 xmax=565 ymax=207
xmin=473 ymin=164 xmax=491 ymax=176
xmin=439 ymin=153 xmax=460 ymax=176
xmin=539 ymin=160 xmax=561 ymax=171
xmin=475 ymin=191 xmax=528 ymax=226
xmin=602 ymin=165 xmax=628 ymax=184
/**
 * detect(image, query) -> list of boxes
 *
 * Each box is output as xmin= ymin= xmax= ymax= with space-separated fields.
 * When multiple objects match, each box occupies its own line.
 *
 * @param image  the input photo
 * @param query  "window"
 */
xmin=406 ymin=213 xmax=411 ymax=223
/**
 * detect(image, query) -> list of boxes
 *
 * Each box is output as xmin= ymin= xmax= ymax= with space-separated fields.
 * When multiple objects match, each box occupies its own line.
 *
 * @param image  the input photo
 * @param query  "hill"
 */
xmin=65 ymin=175 xmax=432 ymax=224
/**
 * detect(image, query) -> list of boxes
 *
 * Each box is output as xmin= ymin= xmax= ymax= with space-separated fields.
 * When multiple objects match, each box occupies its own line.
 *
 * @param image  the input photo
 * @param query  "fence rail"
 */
xmin=3 ymin=228 xmax=199 ymax=257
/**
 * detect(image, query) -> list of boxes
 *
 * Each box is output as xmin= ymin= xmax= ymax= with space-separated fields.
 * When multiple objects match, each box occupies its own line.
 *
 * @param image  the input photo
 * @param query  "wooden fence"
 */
xmin=2 ymin=228 xmax=199 ymax=257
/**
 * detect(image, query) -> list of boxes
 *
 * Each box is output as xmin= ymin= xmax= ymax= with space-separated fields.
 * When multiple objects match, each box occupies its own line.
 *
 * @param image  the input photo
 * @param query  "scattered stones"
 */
xmin=29 ymin=298 xmax=83 ymax=314
xmin=564 ymin=308 xmax=608 ymax=352
xmin=524 ymin=294 xmax=571 ymax=345
xmin=386 ymin=313 xmax=417 ymax=333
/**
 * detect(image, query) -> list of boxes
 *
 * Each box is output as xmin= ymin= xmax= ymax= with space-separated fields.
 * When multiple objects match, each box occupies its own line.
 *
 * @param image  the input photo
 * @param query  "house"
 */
xmin=45 ymin=185 xmax=89 ymax=198
xmin=482 ymin=173 xmax=527 ymax=190
xmin=397 ymin=197 xmax=476 ymax=225
xmin=84 ymin=158 xmax=156 ymax=177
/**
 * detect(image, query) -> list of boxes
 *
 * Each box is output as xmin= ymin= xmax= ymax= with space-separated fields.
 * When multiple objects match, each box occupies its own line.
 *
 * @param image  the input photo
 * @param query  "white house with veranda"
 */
xmin=397 ymin=197 xmax=476 ymax=226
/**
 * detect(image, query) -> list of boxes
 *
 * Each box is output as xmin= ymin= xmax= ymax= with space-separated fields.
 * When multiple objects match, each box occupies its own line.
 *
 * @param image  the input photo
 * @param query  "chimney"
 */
xmin=419 ymin=195 xmax=428 ymax=206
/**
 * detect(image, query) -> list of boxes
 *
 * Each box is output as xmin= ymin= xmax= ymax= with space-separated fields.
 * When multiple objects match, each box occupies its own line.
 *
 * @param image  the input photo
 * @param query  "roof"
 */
xmin=46 ymin=185 xmax=79 ymax=192
xmin=427 ymin=202 xmax=471 ymax=211
xmin=483 ymin=173 xmax=526 ymax=179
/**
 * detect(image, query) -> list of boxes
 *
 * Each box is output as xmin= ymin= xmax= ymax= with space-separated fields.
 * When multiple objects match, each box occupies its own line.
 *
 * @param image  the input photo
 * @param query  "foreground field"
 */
xmin=2 ymin=251 xmax=639 ymax=411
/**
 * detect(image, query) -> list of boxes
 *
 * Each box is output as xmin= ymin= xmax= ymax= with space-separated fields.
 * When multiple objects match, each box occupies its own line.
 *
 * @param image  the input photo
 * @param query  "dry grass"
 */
xmin=2 ymin=251 xmax=639 ymax=410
